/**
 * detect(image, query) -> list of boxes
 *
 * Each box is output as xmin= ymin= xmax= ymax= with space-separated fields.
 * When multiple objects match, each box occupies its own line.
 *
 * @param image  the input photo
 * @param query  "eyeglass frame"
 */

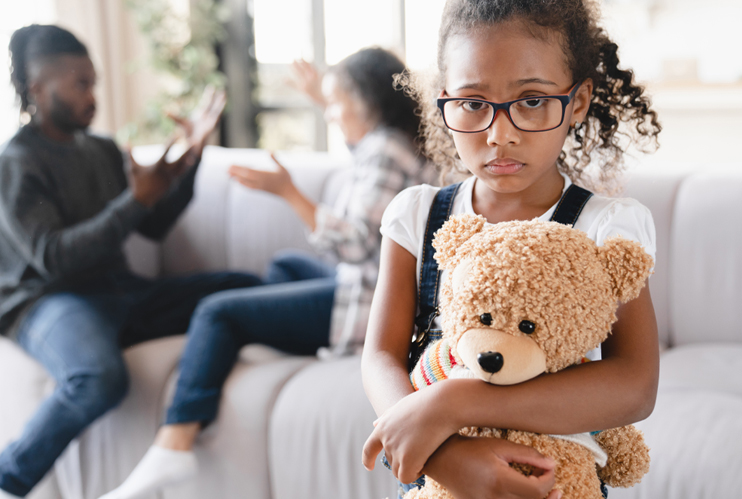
xmin=436 ymin=81 xmax=583 ymax=133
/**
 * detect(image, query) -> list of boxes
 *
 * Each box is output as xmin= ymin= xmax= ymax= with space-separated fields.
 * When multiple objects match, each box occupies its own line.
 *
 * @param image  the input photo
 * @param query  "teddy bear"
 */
xmin=406 ymin=215 xmax=654 ymax=499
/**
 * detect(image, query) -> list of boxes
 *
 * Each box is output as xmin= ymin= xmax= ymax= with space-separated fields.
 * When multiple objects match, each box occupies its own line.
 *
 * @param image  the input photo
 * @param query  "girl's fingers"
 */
xmin=501 ymin=465 xmax=556 ymax=499
xmin=498 ymin=441 xmax=556 ymax=472
xmin=361 ymin=432 xmax=384 ymax=471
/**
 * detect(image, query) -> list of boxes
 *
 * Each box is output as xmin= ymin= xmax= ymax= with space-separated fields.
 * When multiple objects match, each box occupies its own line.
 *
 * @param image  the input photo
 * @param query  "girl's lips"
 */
xmin=485 ymin=159 xmax=524 ymax=174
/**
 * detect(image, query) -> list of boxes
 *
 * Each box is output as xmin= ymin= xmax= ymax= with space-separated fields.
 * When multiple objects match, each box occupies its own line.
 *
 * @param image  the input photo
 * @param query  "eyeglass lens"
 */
xmin=443 ymin=97 xmax=564 ymax=132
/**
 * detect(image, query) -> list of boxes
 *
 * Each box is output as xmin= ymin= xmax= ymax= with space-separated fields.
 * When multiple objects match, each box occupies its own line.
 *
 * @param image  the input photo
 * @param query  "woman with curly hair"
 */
xmin=361 ymin=1 xmax=661 ymax=498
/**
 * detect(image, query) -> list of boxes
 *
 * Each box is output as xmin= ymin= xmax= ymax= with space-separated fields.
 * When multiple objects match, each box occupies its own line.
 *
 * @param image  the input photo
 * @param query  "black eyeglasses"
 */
xmin=436 ymin=81 xmax=582 ymax=133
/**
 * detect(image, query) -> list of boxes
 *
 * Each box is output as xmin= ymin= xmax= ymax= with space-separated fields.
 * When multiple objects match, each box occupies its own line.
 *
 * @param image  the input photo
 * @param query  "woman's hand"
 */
xmin=228 ymin=153 xmax=296 ymax=200
xmin=229 ymin=154 xmax=318 ymax=230
xmin=167 ymin=86 xmax=227 ymax=159
xmin=286 ymin=59 xmax=325 ymax=107
xmin=426 ymin=435 xmax=561 ymax=499
xmin=363 ymin=382 xmax=461 ymax=484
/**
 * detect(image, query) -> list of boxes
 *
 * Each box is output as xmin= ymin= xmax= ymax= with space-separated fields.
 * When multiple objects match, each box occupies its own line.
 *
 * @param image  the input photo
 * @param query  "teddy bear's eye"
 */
xmin=479 ymin=313 xmax=492 ymax=326
xmin=519 ymin=320 xmax=536 ymax=334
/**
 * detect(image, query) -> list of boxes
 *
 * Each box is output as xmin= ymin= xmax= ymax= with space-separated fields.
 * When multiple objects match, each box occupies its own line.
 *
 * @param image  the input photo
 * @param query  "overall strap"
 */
xmin=549 ymin=184 xmax=593 ymax=226
xmin=408 ymin=182 xmax=592 ymax=372
xmin=408 ymin=182 xmax=461 ymax=371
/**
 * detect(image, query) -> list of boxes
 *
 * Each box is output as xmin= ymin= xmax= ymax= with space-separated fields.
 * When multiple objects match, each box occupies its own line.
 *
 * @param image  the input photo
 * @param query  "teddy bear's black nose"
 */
xmin=478 ymin=352 xmax=504 ymax=373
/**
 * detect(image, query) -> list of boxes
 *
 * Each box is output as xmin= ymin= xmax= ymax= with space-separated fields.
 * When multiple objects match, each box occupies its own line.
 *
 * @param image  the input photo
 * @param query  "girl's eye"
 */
xmin=519 ymin=98 xmax=545 ymax=109
xmin=480 ymin=313 xmax=492 ymax=326
xmin=462 ymin=101 xmax=487 ymax=112
xmin=519 ymin=320 xmax=536 ymax=334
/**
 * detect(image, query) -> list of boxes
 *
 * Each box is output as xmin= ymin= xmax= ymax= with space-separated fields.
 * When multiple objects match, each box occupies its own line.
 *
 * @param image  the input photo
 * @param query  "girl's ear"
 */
xmin=571 ymin=78 xmax=594 ymax=126
xmin=433 ymin=214 xmax=486 ymax=270
xmin=597 ymin=236 xmax=654 ymax=303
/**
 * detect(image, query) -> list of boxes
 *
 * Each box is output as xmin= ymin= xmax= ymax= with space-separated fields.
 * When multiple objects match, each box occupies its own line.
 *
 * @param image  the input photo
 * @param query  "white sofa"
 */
xmin=1 ymin=146 xmax=741 ymax=499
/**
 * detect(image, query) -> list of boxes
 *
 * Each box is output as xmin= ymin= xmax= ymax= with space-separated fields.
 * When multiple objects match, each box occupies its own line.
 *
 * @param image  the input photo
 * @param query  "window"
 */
xmin=249 ymin=0 xmax=407 ymax=154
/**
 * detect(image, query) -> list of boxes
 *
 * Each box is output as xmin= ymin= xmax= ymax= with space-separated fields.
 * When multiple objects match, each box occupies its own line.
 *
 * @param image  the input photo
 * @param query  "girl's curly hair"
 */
xmin=397 ymin=0 xmax=661 ymax=191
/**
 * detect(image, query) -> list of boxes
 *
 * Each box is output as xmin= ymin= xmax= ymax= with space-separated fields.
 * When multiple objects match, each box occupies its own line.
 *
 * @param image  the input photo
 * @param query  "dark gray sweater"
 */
xmin=0 ymin=126 xmax=199 ymax=335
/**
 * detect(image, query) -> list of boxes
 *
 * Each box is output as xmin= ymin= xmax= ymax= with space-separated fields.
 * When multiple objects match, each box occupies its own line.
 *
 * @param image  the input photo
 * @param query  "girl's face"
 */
xmin=443 ymin=21 xmax=592 ymax=197
xmin=322 ymin=73 xmax=376 ymax=146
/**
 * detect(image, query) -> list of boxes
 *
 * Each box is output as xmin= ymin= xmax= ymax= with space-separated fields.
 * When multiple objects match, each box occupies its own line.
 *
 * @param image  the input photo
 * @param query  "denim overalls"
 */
xmin=387 ymin=181 xmax=607 ymax=499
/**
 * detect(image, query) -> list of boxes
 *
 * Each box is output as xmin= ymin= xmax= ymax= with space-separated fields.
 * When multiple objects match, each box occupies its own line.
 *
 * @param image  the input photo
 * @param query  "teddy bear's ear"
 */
xmin=597 ymin=236 xmax=654 ymax=303
xmin=433 ymin=214 xmax=486 ymax=269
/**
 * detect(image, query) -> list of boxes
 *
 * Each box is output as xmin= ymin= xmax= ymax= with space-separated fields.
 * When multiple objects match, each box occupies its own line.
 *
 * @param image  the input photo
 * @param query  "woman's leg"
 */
xmin=166 ymin=277 xmax=335 ymax=424
xmin=99 ymin=278 xmax=336 ymax=499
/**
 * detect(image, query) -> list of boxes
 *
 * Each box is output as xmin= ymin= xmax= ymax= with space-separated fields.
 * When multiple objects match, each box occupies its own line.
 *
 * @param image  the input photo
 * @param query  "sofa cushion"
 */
xmin=669 ymin=171 xmax=742 ymax=346
xmin=610 ymin=389 xmax=742 ymax=499
xmin=658 ymin=343 xmax=742 ymax=396
xmin=268 ymin=356 xmax=397 ymax=499
xmin=162 ymin=354 xmax=316 ymax=499
xmin=623 ymin=171 xmax=686 ymax=349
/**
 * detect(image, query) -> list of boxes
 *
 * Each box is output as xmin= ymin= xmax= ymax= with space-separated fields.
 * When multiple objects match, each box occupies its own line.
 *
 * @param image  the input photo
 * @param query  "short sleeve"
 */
xmin=380 ymin=184 xmax=435 ymax=257
xmin=593 ymin=198 xmax=657 ymax=265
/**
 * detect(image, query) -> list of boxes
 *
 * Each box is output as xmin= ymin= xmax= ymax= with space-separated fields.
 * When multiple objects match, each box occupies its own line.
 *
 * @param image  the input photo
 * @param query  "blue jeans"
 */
xmin=165 ymin=250 xmax=336 ymax=425
xmin=0 ymin=271 xmax=260 ymax=497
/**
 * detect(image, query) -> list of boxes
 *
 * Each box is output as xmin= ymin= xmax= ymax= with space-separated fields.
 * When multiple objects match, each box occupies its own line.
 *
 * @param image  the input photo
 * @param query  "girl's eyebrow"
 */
xmin=452 ymin=78 xmax=559 ymax=91
xmin=516 ymin=77 xmax=559 ymax=87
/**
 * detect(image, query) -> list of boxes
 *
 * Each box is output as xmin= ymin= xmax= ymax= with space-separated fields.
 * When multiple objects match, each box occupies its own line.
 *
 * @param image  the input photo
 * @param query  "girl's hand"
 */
xmin=228 ymin=153 xmax=296 ymax=200
xmin=427 ymin=435 xmax=561 ymax=499
xmin=362 ymin=382 xmax=460 ymax=484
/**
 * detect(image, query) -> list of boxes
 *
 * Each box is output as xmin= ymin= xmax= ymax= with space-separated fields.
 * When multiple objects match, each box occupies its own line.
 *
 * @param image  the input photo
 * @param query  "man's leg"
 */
xmin=119 ymin=271 xmax=262 ymax=348
xmin=263 ymin=249 xmax=336 ymax=284
xmin=0 ymin=294 xmax=128 ymax=497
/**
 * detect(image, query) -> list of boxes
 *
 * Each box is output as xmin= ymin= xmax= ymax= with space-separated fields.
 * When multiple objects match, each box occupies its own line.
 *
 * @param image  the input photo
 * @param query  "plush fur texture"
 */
xmin=405 ymin=216 xmax=653 ymax=499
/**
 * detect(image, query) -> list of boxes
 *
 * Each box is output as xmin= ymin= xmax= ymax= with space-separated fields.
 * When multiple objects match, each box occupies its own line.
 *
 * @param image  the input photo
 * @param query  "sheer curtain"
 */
xmin=55 ymin=0 xmax=159 ymax=137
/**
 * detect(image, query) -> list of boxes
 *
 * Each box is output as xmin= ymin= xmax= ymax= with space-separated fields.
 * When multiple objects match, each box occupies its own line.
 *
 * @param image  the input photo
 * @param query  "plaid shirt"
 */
xmin=310 ymin=127 xmax=433 ymax=356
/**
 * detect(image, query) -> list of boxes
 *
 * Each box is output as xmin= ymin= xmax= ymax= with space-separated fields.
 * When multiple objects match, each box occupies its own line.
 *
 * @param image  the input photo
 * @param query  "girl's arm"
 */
xmin=364 ymin=284 xmax=659 ymax=484
xmin=445 ymin=285 xmax=659 ymax=432
xmin=362 ymin=237 xmax=559 ymax=498
xmin=361 ymin=235 xmax=418 ymax=415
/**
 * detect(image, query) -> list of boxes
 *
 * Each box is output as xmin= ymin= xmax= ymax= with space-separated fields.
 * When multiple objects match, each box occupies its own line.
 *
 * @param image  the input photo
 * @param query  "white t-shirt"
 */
xmin=380 ymin=174 xmax=657 ymax=359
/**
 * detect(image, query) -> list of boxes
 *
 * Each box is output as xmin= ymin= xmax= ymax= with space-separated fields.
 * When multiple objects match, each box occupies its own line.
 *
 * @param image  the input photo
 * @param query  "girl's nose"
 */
xmin=486 ymin=109 xmax=519 ymax=146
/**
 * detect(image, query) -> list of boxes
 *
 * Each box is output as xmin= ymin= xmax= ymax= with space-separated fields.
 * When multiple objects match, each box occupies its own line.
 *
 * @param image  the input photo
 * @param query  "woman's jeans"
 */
xmin=0 ymin=271 xmax=260 ymax=497
xmin=165 ymin=250 xmax=336 ymax=425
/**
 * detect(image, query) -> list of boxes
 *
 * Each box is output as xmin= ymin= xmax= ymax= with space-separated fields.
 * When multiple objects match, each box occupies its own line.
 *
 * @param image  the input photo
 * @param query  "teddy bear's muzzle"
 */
xmin=456 ymin=329 xmax=547 ymax=385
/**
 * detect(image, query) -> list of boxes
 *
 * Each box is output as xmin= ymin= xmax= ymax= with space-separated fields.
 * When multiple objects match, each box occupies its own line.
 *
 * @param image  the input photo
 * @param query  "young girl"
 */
xmin=361 ymin=1 xmax=661 ymax=498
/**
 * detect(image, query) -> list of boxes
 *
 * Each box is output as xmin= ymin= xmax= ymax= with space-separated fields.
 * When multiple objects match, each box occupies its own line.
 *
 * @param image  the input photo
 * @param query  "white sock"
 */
xmin=98 ymin=446 xmax=197 ymax=499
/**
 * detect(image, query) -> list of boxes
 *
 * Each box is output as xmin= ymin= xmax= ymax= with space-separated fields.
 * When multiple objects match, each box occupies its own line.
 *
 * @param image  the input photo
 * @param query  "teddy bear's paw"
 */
xmin=505 ymin=431 xmax=605 ymax=499
xmin=596 ymin=425 xmax=651 ymax=488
